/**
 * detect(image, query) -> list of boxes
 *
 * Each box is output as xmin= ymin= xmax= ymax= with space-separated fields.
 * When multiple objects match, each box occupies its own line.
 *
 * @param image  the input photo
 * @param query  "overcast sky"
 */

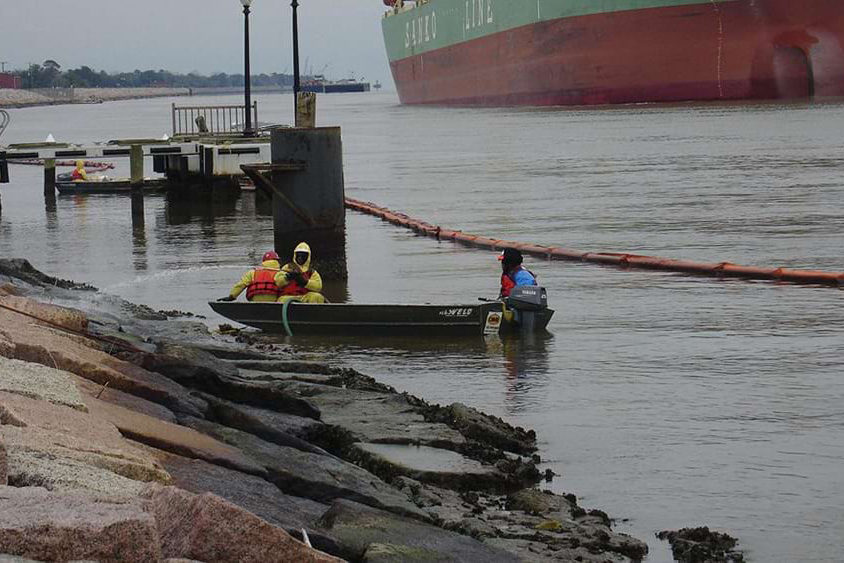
xmin=0 ymin=0 xmax=394 ymax=87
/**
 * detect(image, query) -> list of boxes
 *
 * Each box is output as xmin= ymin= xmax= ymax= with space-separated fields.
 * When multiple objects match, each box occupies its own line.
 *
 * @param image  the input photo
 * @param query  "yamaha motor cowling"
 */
xmin=505 ymin=285 xmax=548 ymax=330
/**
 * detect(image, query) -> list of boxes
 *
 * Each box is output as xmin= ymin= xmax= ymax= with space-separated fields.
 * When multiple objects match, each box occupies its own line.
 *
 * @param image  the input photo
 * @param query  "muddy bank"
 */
xmin=0 ymin=258 xmax=649 ymax=562
xmin=0 ymin=88 xmax=190 ymax=109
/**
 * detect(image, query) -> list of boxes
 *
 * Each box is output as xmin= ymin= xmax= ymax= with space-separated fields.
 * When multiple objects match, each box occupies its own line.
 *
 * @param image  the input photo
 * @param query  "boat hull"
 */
xmin=55 ymin=180 xmax=166 ymax=195
xmin=382 ymin=0 xmax=844 ymax=106
xmin=209 ymin=301 xmax=554 ymax=336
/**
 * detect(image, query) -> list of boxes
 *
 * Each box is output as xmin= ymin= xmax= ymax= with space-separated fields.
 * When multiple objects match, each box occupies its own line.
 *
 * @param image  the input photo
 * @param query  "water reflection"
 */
xmin=164 ymin=189 xmax=243 ymax=225
xmin=256 ymin=328 xmax=552 ymax=413
xmin=43 ymin=192 xmax=57 ymax=231
xmin=131 ymin=192 xmax=148 ymax=273
xmin=486 ymin=332 xmax=553 ymax=413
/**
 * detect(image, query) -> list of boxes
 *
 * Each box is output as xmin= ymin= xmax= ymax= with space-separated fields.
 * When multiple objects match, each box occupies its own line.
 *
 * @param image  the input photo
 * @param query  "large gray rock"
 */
xmin=0 ymin=486 xmax=162 ymax=562
xmin=199 ymin=392 xmax=327 ymax=454
xmin=159 ymin=453 xmax=344 ymax=559
xmin=4 ymin=449 xmax=147 ymax=495
xmin=72 ymin=374 xmax=178 ymax=424
xmin=0 ymin=357 xmax=88 ymax=412
xmin=272 ymin=381 xmax=467 ymax=450
xmin=352 ymin=442 xmax=507 ymax=492
xmin=140 ymin=485 xmax=342 ymax=563
xmin=84 ymin=396 xmax=266 ymax=478
xmin=181 ymin=417 xmax=428 ymax=522
xmin=441 ymin=403 xmax=536 ymax=455
xmin=318 ymin=499 xmax=520 ymax=562
xmin=0 ymin=259 xmax=94 ymax=290
xmin=141 ymin=344 xmax=321 ymax=420
xmin=657 ymin=527 xmax=743 ymax=563
xmin=0 ymin=304 xmax=207 ymax=418
xmin=0 ymin=391 xmax=170 ymax=485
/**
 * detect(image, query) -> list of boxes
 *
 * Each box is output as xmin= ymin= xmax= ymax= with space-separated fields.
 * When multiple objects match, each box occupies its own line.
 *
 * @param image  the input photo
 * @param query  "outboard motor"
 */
xmin=505 ymin=285 xmax=548 ymax=331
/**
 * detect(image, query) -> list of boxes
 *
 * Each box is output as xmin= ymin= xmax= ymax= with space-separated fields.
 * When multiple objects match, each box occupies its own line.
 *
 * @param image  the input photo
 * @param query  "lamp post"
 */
xmin=291 ymin=0 xmax=300 ymax=119
xmin=241 ymin=0 xmax=253 ymax=136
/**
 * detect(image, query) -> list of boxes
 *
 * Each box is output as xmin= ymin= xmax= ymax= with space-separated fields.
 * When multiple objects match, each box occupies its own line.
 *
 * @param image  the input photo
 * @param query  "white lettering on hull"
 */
xmin=405 ymin=11 xmax=438 ymax=49
xmin=465 ymin=0 xmax=494 ymax=31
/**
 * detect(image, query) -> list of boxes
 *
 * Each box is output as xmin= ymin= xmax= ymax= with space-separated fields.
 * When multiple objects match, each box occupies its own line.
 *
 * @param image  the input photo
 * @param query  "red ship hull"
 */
xmin=389 ymin=1 xmax=844 ymax=106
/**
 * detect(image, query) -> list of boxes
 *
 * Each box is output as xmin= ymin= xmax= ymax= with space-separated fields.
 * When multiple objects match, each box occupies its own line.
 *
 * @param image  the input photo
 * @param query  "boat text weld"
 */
xmin=439 ymin=307 xmax=474 ymax=317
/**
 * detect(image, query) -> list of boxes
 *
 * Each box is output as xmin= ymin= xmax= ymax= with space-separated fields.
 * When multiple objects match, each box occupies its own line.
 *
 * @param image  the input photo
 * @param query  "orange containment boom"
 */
xmin=345 ymin=198 xmax=844 ymax=288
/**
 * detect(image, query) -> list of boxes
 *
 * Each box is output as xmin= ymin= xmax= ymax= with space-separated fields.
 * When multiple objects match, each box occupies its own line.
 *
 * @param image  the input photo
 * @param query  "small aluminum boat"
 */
xmin=209 ymin=286 xmax=553 ymax=336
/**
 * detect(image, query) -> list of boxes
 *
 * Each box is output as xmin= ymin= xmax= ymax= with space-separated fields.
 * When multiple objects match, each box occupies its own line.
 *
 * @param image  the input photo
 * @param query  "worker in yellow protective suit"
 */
xmin=220 ymin=251 xmax=284 ymax=302
xmin=71 ymin=160 xmax=88 ymax=182
xmin=277 ymin=242 xmax=325 ymax=304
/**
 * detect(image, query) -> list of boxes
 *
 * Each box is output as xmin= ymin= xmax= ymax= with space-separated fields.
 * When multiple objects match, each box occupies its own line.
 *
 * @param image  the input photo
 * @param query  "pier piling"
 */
xmin=130 ymin=145 xmax=143 ymax=187
xmin=269 ymin=126 xmax=346 ymax=279
xmin=43 ymin=158 xmax=56 ymax=194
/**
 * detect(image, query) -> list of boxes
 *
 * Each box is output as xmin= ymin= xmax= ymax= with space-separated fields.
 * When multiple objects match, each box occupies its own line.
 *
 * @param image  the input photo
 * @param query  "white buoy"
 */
xmin=45 ymin=133 xmax=55 ymax=143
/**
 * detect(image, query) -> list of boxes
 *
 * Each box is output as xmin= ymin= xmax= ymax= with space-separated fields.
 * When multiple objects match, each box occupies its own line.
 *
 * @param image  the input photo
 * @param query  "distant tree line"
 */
xmin=12 ymin=61 xmax=294 ymax=89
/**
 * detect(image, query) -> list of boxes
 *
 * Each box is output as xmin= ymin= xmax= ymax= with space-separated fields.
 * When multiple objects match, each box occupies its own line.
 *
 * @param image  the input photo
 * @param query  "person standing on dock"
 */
xmin=220 ymin=251 xmax=284 ymax=302
xmin=498 ymin=248 xmax=537 ymax=299
xmin=278 ymin=242 xmax=325 ymax=304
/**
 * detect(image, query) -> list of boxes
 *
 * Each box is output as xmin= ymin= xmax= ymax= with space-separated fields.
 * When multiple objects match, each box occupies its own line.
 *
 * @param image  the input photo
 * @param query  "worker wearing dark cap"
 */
xmin=498 ymin=248 xmax=537 ymax=299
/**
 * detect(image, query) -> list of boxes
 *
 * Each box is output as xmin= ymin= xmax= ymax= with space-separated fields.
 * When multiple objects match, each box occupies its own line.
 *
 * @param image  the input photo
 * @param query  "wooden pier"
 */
xmin=0 ymin=137 xmax=270 ymax=192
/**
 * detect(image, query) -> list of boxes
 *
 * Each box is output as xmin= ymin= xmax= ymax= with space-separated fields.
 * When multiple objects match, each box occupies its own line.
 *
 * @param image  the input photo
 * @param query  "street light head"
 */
xmin=241 ymin=0 xmax=253 ymax=7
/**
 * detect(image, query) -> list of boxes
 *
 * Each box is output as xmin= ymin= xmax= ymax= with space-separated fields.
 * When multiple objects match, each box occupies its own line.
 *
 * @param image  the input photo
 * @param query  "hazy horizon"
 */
xmin=0 ymin=0 xmax=394 ymax=88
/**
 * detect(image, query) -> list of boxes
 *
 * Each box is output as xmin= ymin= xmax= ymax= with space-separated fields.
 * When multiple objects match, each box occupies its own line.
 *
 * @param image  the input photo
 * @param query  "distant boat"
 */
xmin=301 ymin=74 xmax=371 ymax=94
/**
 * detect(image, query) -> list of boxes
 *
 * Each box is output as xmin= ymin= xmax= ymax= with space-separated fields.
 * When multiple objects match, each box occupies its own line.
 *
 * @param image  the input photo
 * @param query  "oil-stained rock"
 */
xmin=657 ymin=527 xmax=744 ymax=563
xmin=317 ymin=499 xmax=520 ymax=562
xmin=140 ymin=343 xmax=321 ymax=420
xmin=181 ymin=416 xmax=429 ymax=522
xmin=198 ymin=392 xmax=327 ymax=455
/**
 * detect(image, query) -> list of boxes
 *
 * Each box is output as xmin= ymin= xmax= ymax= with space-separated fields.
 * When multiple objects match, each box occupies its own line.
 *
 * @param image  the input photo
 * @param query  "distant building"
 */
xmin=0 ymin=73 xmax=22 ymax=89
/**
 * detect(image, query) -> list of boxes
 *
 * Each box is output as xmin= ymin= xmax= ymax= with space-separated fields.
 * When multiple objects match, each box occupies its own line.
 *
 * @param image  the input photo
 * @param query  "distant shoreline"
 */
xmin=0 ymin=87 xmax=191 ymax=109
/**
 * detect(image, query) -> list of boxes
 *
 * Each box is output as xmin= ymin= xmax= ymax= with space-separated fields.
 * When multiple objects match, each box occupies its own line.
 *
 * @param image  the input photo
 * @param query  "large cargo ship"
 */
xmin=381 ymin=0 xmax=844 ymax=106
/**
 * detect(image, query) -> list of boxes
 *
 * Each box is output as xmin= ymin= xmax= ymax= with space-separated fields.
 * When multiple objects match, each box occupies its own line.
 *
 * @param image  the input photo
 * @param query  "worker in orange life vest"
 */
xmin=498 ymin=248 xmax=537 ymax=299
xmin=219 ymin=251 xmax=285 ymax=302
xmin=277 ymin=242 xmax=325 ymax=304
xmin=71 ymin=160 xmax=88 ymax=182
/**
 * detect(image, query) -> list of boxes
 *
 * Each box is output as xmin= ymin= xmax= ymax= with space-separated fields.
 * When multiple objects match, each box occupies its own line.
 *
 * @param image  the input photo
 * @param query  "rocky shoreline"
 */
xmin=0 ymin=257 xmax=654 ymax=562
xmin=0 ymin=88 xmax=190 ymax=109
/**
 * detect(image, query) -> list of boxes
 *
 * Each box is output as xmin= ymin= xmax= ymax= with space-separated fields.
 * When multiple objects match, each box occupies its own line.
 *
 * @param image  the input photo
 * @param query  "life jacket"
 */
xmin=246 ymin=268 xmax=281 ymax=300
xmin=280 ymin=269 xmax=313 ymax=296
xmin=71 ymin=168 xmax=85 ymax=181
xmin=500 ymin=267 xmax=537 ymax=298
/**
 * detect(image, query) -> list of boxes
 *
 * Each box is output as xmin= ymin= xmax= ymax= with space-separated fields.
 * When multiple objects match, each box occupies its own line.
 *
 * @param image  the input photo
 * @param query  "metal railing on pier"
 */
xmin=171 ymin=102 xmax=258 ymax=137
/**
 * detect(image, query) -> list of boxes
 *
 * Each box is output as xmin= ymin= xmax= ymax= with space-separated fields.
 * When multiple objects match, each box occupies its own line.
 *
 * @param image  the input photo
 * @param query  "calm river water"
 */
xmin=2 ymin=92 xmax=843 ymax=562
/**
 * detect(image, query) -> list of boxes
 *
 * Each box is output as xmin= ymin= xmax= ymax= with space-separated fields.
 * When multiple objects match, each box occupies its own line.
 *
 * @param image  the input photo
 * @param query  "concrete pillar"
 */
xmin=270 ymin=126 xmax=346 ymax=280
xmin=130 ymin=145 xmax=144 ymax=187
xmin=44 ymin=158 xmax=56 ymax=194
xmin=295 ymin=92 xmax=317 ymax=128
